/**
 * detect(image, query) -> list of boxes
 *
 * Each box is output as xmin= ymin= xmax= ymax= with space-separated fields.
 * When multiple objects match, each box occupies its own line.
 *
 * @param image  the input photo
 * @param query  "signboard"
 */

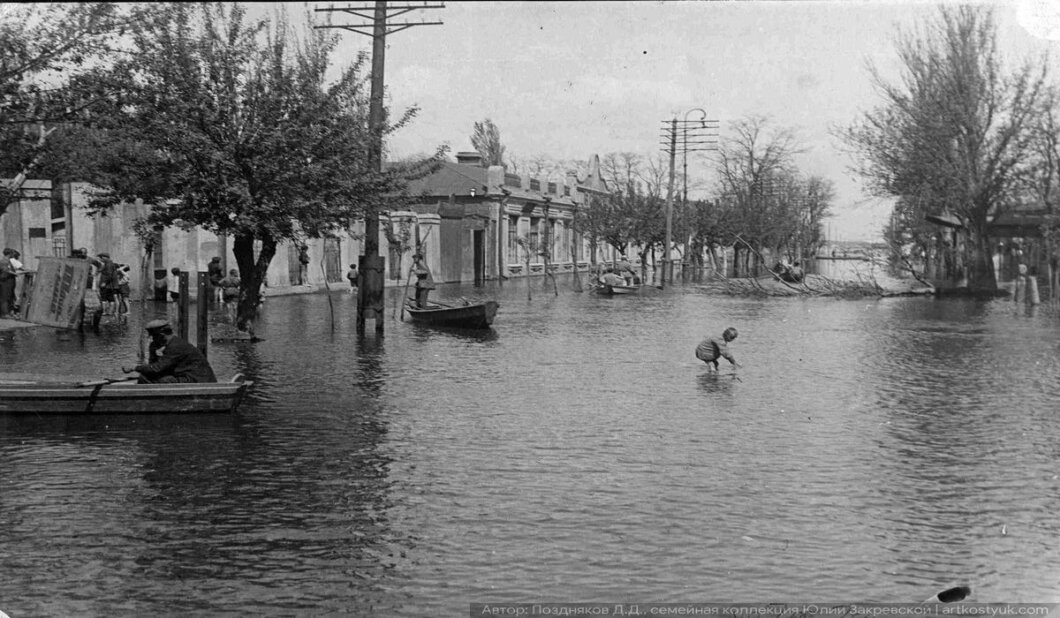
xmin=23 ymin=257 xmax=91 ymax=329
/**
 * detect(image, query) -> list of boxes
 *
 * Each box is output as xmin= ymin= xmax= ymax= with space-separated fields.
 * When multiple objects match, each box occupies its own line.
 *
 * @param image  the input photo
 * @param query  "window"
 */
xmin=529 ymin=217 xmax=540 ymax=262
xmin=507 ymin=215 xmax=519 ymax=262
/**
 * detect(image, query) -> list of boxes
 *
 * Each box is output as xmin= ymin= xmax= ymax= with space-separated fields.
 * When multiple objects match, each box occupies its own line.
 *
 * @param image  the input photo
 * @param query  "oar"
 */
xmin=78 ymin=375 xmax=138 ymax=388
xmin=398 ymin=273 xmax=413 ymax=321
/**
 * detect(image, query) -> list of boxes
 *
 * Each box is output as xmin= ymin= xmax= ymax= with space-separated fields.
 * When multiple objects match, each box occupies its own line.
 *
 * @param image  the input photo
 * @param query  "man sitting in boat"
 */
xmin=124 ymin=319 xmax=217 ymax=384
xmin=616 ymin=255 xmax=636 ymax=285
xmin=599 ymin=266 xmax=626 ymax=288
xmin=410 ymin=253 xmax=435 ymax=308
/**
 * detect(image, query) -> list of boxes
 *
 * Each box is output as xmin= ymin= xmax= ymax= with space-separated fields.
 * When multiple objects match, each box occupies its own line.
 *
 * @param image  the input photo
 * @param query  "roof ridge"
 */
xmin=443 ymin=161 xmax=487 ymax=185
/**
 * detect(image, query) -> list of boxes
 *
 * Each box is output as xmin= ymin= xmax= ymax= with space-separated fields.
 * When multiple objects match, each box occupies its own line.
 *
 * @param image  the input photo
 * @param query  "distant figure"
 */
xmin=616 ymin=255 xmax=636 ymax=285
xmin=97 ymin=253 xmax=121 ymax=316
xmin=785 ymin=261 xmax=804 ymax=283
xmin=71 ymin=248 xmax=103 ymax=328
xmin=124 ymin=319 xmax=217 ymax=384
xmin=9 ymin=250 xmax=26 ymax=314
xmin=115 ymin=264 xmax=131 ymax=317
xmin=346 ymin=263 xmax=359 ymax=293
xmin=168 ymin=267 xmax=182 ymax=302
xmin=0 ymin=248 xmax=16 ymax=318
xmin=219 ymin=268 xmax=240 ymax=319
xmin=409 ymin=253 xmax=435 ymax=308
xmin=219 ymin=268 xmax=241 ymax=302
xmin=695 ymin=327 xmax=741 ymax=372
xmin=207 ymin=257 xmax=224 ymax=302
xmin=298 ymin=244 xmax=310 ymax=286
xmin=600 ymin=266 xmax=626 ymax=288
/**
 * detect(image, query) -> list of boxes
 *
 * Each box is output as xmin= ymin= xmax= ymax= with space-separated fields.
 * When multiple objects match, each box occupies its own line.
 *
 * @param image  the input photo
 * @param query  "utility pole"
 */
xmin=315 ymin=2 xmax=444 ymax=334
xmin=661 ymin=119 xmax=677 ymax=287
xmin=659 ymin=109 xmax=718 ymax=287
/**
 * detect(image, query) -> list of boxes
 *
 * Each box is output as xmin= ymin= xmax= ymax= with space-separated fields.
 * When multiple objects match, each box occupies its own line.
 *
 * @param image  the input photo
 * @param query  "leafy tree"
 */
xmin=0 ymin=2 xmax=130 ymax=215
xmin=842 ymin=5 xmax=1048 ymax=290
xmin=79 ymin=2 xmax=441 ymax=331
xmin=470 ymin=118 xmax=505 ymax=168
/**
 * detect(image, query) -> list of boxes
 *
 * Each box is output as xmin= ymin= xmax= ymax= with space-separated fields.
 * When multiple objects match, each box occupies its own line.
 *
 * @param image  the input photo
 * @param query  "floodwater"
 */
xmin=2 ymin=277 xmax=1060 ymax=615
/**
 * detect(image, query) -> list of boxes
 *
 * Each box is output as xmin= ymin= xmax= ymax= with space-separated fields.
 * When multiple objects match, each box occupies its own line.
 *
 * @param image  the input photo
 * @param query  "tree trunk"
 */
xmin=570 ymin=232 xmax=582 ymax=293
xmin=524 ymin=250 xmax=532 ymax=301
xmin=967 ymin=227 xmax=998 ymax=291
xmin=233 ymin=232 xmax=277 ymax=333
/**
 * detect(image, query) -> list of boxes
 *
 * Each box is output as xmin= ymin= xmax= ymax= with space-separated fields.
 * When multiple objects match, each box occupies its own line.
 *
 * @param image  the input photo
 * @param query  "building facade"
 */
xmin=1 ymin=155 xmax=620 ymax=301
xmin=402 ymin=152 xmax=620 ymax=285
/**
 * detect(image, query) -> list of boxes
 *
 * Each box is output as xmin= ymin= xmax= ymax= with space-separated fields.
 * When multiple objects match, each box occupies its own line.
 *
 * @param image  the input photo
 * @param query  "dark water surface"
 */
xmin=2 ymin=280 xmax=1060 ymax=615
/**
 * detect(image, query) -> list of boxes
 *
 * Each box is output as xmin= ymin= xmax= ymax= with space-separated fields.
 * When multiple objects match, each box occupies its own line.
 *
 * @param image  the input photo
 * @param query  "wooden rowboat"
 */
xmin=404 ymin=298 xmax=499 ymax=329
xmin=0 ymin=373 xmax=253 ymax=414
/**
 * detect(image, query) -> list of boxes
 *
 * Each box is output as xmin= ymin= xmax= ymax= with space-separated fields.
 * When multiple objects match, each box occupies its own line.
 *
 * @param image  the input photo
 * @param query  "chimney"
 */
xmin=456 ymin=151 xmax=484 ymax=167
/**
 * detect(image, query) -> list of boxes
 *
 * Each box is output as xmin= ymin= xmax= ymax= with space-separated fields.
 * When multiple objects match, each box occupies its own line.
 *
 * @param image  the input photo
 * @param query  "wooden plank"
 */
xmin=23 ymin=257 xmax=90 ymax=329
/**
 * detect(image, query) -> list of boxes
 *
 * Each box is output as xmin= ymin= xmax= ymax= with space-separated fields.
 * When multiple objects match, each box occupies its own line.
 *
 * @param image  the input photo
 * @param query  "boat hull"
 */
xmin=594 ymin=284 xmax=638 ymax=295
xmin=405 ymin=300 xmax=499 ymax=329
xmin=0 ymin=376 xmax=252 ymax=414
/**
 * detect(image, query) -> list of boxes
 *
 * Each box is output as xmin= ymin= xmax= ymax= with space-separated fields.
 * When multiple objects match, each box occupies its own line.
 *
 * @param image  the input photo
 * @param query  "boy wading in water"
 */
xmin=696 ymin=327 xmax=741 ymax=372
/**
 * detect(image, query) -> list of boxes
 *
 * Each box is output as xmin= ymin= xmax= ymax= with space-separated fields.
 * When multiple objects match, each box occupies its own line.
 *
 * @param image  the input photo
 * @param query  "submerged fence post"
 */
xmin=178 ymin=271 xmax=189 ymax=340
xmin=196 ymin=271 xmax=209 ymax=358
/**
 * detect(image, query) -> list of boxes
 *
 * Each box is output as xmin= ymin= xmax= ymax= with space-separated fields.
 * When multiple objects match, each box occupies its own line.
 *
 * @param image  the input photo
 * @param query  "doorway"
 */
xmin=473 ymin=229 xmax=485 ymax=287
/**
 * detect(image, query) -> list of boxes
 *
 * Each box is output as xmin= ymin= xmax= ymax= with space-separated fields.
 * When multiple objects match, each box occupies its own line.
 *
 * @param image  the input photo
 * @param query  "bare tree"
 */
xmin=711 ymin=115 xmax=803 ymax=275
xmin=842 ymin=5 xmax=1048 ymax=290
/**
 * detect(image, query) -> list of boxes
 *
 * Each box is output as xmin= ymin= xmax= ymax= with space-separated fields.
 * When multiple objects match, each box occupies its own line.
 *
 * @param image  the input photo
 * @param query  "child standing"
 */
xmin=695 ymin=327 xmax=741 ymax=372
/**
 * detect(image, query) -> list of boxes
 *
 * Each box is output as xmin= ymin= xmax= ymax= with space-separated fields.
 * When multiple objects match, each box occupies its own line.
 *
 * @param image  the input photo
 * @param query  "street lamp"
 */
xmin=683 ymin=108 xmax=708 ymax=212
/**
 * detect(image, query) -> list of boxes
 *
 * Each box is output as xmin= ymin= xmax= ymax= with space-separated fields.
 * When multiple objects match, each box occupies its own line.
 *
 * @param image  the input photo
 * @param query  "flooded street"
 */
xmin=2 ymin=279 xmax=1060 ymax=615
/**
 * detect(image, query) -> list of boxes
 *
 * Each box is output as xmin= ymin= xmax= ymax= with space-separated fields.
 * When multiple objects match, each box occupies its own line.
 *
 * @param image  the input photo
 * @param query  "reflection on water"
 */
xmin=2 ymin=281 xmax=1060 ymax=614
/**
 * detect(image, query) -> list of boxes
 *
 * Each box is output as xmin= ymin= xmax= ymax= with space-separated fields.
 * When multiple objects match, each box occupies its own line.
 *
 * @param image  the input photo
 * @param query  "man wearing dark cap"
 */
xmin=123 ymin=319 xmax=217 ymax=384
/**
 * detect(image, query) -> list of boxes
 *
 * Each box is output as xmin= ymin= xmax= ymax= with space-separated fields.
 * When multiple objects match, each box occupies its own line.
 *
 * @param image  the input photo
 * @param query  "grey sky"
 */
xmin=283 ymin=1 xmax=1059 ymax=242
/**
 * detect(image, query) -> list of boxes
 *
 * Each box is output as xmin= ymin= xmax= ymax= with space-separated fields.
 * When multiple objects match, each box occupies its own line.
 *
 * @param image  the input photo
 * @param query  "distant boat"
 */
xmin=593 ymin=283 xmax=638 ymax=295
xmin=0 ymin=373 xmax=253 ymax=414
xmin=404 ymin=298 xmax=499 ymax=329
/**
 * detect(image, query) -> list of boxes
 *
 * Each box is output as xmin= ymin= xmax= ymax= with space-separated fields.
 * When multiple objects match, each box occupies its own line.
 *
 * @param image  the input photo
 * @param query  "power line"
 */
xmin=314 ymin=1 xmax=445 ymax=334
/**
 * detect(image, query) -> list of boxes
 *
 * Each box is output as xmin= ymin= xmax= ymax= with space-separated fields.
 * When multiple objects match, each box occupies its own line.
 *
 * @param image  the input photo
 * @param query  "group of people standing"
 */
xmin=70 ymin=247 xmax=131 ymax=322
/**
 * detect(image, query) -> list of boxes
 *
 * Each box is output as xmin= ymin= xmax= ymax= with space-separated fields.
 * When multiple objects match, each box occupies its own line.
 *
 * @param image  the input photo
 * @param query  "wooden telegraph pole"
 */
xmin=659 ymin=110 xmax=718 ymax=287
xmin=661 ymin=119 xmax=677 ymax=287
xmin=315 ymin=2 xmax=444 ymax=334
